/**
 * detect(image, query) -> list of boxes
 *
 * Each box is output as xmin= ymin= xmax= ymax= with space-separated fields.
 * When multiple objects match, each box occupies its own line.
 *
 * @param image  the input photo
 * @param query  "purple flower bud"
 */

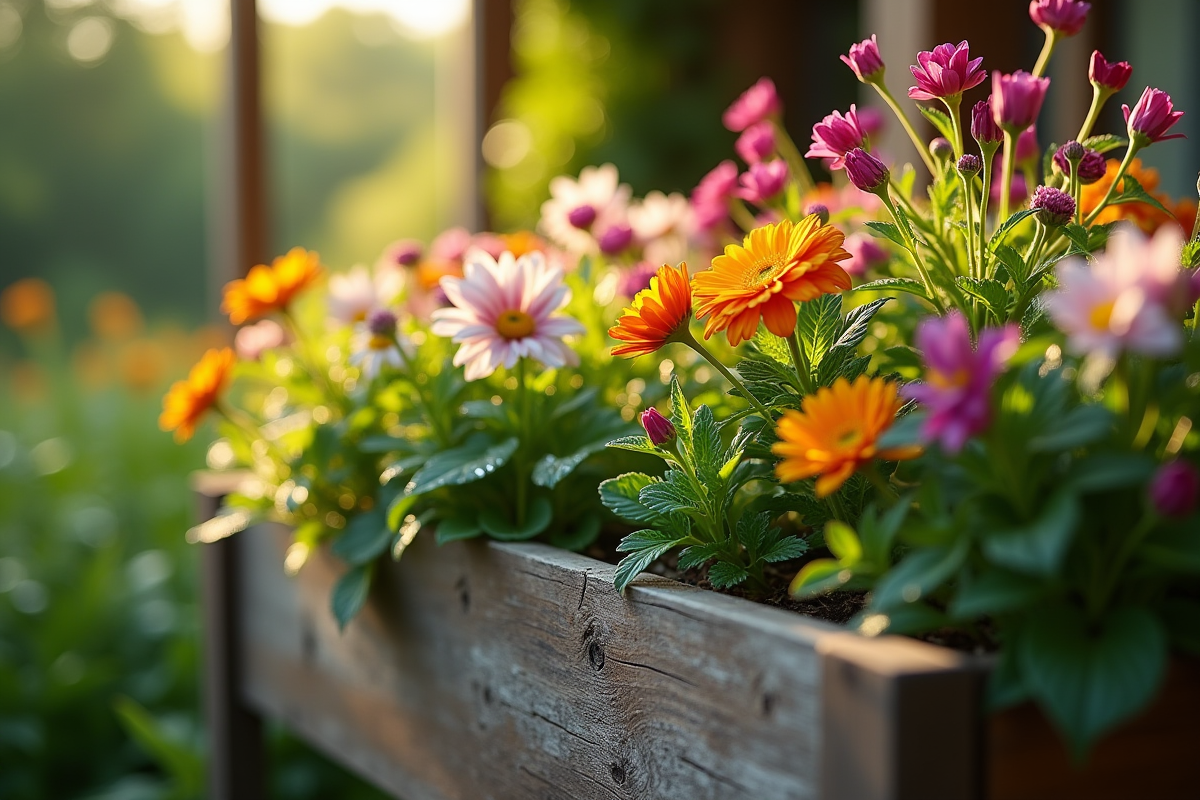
xmin=1015 ymin=126 xmax=1040 ymax=167
xmin=640 ymin=407 xmax=676 ymax=447
xmin=844 ymin=148 xmax=890 ymax=194
xmin=1150 ymin=460 xmax=1200 ymax=518
xmin=735 ymin=121 xmax=776 ymax=164
xmin=807 ymin=203 xmax=830 ymax=225
xmin=1059 ymin=140 xmax=1085 ymax=162
xmin=1029 ymin=0 xmax=1091 ymax=37
xmin=992 ymin=71 xmax=1051 ymax=133
xmin=930 ymin=137 xmax=954 ymax=162
xmin=1053 ymin=144 xmax=1106 ymax=184
xmin=1124 ymin=87 xmax=1186 ymax=147
xmin=1090 ymin=50 xmax=1131 ymax=92
xmin=567 ymin=204 xmax=597 ymax=229
xmin=597 ymin=223 xmax=634 ymax=255
xmin=366 ymin=308 xmax=398 ymax=337
xmin=971 ymin=98 xmax=1003 ymax=145
xmin=957 ymin=153 xmax=982 ymax=176
xmin=387 ymin=239 xmax=423 ymax=266
xmin=1030 ymin=185 xmax=1075 ymax=227
xmin=841 ymin=34 xmax=885 ymax=83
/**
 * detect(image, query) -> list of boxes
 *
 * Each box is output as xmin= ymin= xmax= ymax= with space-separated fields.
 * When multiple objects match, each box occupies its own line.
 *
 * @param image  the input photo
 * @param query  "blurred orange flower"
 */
xmin=120 ymin=339 xmax=169 ymax=393
xmin=501 ymin=231 xmax=547 ymax=258
xmin=159 ymin=347 xmax=235 ymax=443
xmin=1 ymin=278 xmax=56 ymax=333
xmin=72 ymin=341 xmax=111 ymax=391
xmin=773 ymin=375 xmax=921 ymax=497
xmin=692 ymin=217 xmax=851 ymax=347
xmin=88 ymin=291 xmax=144 ymax=340
xmin=415 ymin=258 xmax=462 ymax=291
xmin=1082 ymin=158 xmax=1198 ymax=235
xmin=609 ymin=263 xmax=693 ymax=358
xmin=221 ymin=248 xmax=323 ymax=324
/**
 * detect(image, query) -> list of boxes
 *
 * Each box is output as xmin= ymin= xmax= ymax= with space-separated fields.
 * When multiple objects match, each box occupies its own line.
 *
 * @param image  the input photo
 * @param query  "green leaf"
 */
xmin=639 ymin=469 xmax=701 ymax=516
xmin=605 ymin=434 xmax=664 ymax=457
xmin=532 ymin=439 xmax=608 ymax=489
xmin=434 ymin=515 xmax=483 ymax=545
xmin=479 ymin=495 xmax=553 ymax=541
xmin=916 ymin=104 xmax=956 ymax=144
xmin=1028 ymin=405 xmax=1113 ymax=452
xmin=708 ymin=560 xmax=750 ymax=589
xmin=956 ymin=277 xmax=1011 ymax=322
xmin=762 ymin=535 xmax=808 ymax=563
xmin=599 ymin=472 xmax=659 ymax=523
xmin=751 ymin=325 xmax=793 ymax=365
xmin=1019 ymin=604 xmax=1167 ymax=759
xmin=789 ymin=558 xmax=851 ymax=597
xmin=863 ymin=221 xmax=908 ymax=248
xmin=987 ymin=209 xmax=1036 ymax=251
xmin=359 ymin=435 xmax=414 ymax=454
xmin=1107 ymin=173 xmax=1173 ymax=217
xmin=613 ymin=530 xmax=681 ymax=592
xmin=385 ymin=493 xmax=417 ymax=532
xmin=735 ymin=512 xmax=772 ymax=555
xmin=824 ymin=520 xmax=862 ymax=564
xmin=1066 ymin=453 xmax=1156 ymax=493
xmin=405 ymin=437 xmax=519 ymax=496
xmin=1139 ymin=528 xmax=1200 ymax=574
xmin=796 ymin=293 xmax=843 ymax=368
xmin=691 ymin=405 xmax=722 ymax=483
xmin=871 ymin=537 xmax=968 ymax=609
xmin=835 ymin=298 xmax=890 ymax=350
xmin=854 ymin=277 xmax=930 ymax=299
xmin=615 ymin=527 xmax=681 ymax=552
xmin=669 ymin=375 xmax=693 ymax=452
xmin=1062 ymin=223 xmax=1091 ymax=254
xmin=1081 ymin=133 xmax=1126 ymax=154
xmin=859 ymin=501 xmax=909 ymax=565
xmin=331 ymin=509 xmax=390 ymax=566
xmin=677 ymin=542 xmax=723 ymax=571
xmin=950 ymin=568 xmax=1044 ymax=618
xmin=982 ymin=489 xmax=1079 ymax=576
xmin=331 ymin=563 xmax=373 ymax=630
xmin=113 ymin=696 xmax=203 ymax=796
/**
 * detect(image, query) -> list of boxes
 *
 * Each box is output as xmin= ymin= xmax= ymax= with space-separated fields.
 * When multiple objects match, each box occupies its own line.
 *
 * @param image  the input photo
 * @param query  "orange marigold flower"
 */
xmin=692 ymin=217 xmax=851 ymax=347
xmin=609 ymin=263 xmax=693 ymax=358
xmin=89 ymin=291 xmax=144 ymax=340
xmin=1 ymin=277 xmax=56 ymax=333
xmin=772 ymin=375 xmax=921 ymax=498
xmin=159 ymin=347 xmax=235 ymax=443
xmin=221 ymin=248 xmax=323 ymax=324
xmin=1082 ymin=158 xmax=1196 ymax=235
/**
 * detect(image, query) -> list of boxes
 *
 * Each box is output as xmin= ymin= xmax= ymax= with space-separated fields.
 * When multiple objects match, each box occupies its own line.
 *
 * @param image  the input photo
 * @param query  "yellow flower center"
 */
xmin=1089 ymin=300 xmax=1115 ymax=330
xmin=496 ymin=309 xmax=536 ymax=340
xmin=353 ymin=309 xmax=368 ymax=322
xmin=748 ymin=255 xmax=787 ymax=287
xmin=369 ymin=334 xmax=393 ymax=350
xmin=927 ymin=368 xmax=971 ymax=390
xmin=836 ymin=427 xmax=864 ymax=449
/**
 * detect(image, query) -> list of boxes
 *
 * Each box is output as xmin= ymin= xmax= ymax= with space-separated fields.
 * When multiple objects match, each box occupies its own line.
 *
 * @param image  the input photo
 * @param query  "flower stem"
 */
xmin=879 ymin=192 xmax=947 ymax=314
xmin=959 ymin=172 xmax=978 ymax=280
xmin=1084 ymin=141 xmax=1140 ymax=225
xmin=679 ymin=330 xmax=771 ymax=417
xmin=787 ymin=331 xmax=815 ymax=395
xmin=1076 ymin=86 xmax=1109 ymax=142
xmin=873 ymin=83 xmax=938 ymax=176
xmin=941 ymin=95 xmax=964 ymax=157
xmin=1031 ymin=29 xmax=1058 ymax=78
xmin=771 ymin=119 xmax=816 ymax=195
xmin=998 ymin=131 xmax=1017 ymax=225
xmin=515 ymin=357 xmax=529 ymax=527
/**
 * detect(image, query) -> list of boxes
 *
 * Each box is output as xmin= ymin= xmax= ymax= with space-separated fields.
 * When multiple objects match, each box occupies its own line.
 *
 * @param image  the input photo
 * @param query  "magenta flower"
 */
xmin=1089 ymin=50 xmax=1131 ymax=92
xmin=723 ymin=77 xmax=781 ymax=132
xmin=842 ymin=233 xmax=889 ymax=277
xmin=640 ymin=407 xmax=677 ymax=447
xmin=384 ymin=239 xmax=422 ymax=267
xmin=1030 ymin=185 xmax=1075 ymax=226
xmin=1029 ymin=0 xmax=1091 ymax=36
xmin=844 ymin=148 xmax=889 ymax=193
xmin=902 ymin=312 xmax=1019 ymax=453
xmin=1123 ymin=87 xmax=1186 ymax=146
xmin=1015 ymin=126 xmax=1039 ymax=167
xmin=597 ymin=222 xmax=634 ymax=255
xmin=806 ymin=105 xmax=869 ymax=169
xmin=971 ymin=98 xmax=1003 ymax=145
xmin=691 ymin=160 xmax=739 ymax=231
xmin=1150 ymin=461 xmax=1200 ymax=519
xmin=735 ymin=121 xmax=776 ymax=164
xmin=617 ymin=261 xmax=658 ymax=299
xmin=1053 ymin=142 xmax=1107 ymax=184
xmin=992 ymin=71 xmax=1051 ymax=132
xmin=908 ymin=41 xmax=986 ymax=101
xmin=841 ymin=34 xmax=885 ymax=83
xmin=857 ymin=106 xmax=886 ymax=138
xmin=735 ymin=160 xmax=789 ymax=204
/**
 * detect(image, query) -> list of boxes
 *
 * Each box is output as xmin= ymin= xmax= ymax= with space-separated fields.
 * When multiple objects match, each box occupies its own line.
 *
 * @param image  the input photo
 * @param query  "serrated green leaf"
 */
xmin=405 ymin=437 xmax=518 ymax=496
xmin=639 ymin=469 xmax=701 ymax=516
xmin=605 ymin=434 xmax=665 ymax=457
xmin=751 ymin=325 xmax=793 ymax=364
xmin=599 ymin=472 xmax=659 ymax=523
xmin=987 ymin=209 xmax=1036 ymax=252
xmin=331 ymin=563 xmax=373 ymax=630
xmin=1062 ymin=223 xmax=1091 ymax=253
xmin=669 ymin=375 xmax=693 ymax=452
xmin=331 ymin=509 xmax=390 ymax=566
xmin=479 ymin=495 xmax=553 ymax=541
xmin=616 ymin=527 xmax=681 ymax=552
xmin=864 ymin=221 xmax=908 ymax=248
xmin=762 ymin=535 xmax=808 ymax=563
xmin=708 ymin=561 xmax=750 ymax=589
xmin=677 ymin=543 xmax=723 ymax=571
xmin=532 ymin=438 xmax=609 ymax=489
xmin=1081 ymin=133 xmax=1126 ymax=154
xmin=796 ymin=293 xmax=843 ymax=369
xmin=1107 ymin=174 xmax=1173 ymax=217
xmin=957 ymin=277 xmax=1011 ymax=322
xmin=854 ymin=277 xmax=930 ymax=299
xmin=692 ymin=404 xmax=722 ymax=484
xmin=835 ymin=298 xmax=890 ymax=350
xmin=1019 ymin=604 xmax=1167 ymax=759
xmin=613 ymin=532 xmax=681 ymax=592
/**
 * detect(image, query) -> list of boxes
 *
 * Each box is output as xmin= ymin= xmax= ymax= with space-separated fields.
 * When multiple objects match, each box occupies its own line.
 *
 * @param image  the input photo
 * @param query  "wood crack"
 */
xmin=679 ymin=755 xmax=752 ymax=793
xmin=607 ymin=655 xmax=697 ymax=687
xmin=570 ymin=765 xmax=625 ymax=800
xmin=499 ymin=699 xmax=606 ymax=748
xmin=577 ymin=569 xmax=589 ymax=611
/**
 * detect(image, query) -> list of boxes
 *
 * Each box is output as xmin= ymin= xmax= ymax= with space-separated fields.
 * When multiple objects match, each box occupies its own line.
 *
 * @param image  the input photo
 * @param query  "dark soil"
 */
xmin=586 ymin=527 xmax=998 ymax=654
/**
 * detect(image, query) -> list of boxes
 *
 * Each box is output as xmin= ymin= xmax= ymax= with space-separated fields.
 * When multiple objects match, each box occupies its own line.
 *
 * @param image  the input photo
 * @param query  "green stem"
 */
xmin=395 ymin=343 xmax=452 ymax=447
xmin=998 ymin=132 xmax=1017 ymax=226
xmin=978 ymin=143 xmax=998 ymax=271
xmin=728 ymin=198 xmax=760 ymax=233
xmin=1031 ymin=29 xmax=1058 ymax=78
xmin=959 ymin=172 xmax=978 ymax=281
xmin=1077 ymin=86 xmax=1109 ymax=142
xmin=515 ymin=357 xmax=529 ymax=527
xmin=1084 ymin=142 xmax=1140 ymax=225
xmin=771 ymin=119 xmax=816 ymax=195
xmin=873 ymin=82 xmax=938 ymax=176
xmin=879 ymin=192 xmax=947 ymax=314
xmin=678 ymin=330 xmax=771 ymax=417
xmin=941 ymin=95 xmax=964 ymax=157
xmin=787 ymin=331 xmax=815 ymax=395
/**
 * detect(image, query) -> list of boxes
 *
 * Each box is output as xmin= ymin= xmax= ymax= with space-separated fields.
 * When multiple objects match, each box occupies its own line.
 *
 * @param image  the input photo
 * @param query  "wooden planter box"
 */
xmin=195 ymin=480 xmax=1198 ymax=800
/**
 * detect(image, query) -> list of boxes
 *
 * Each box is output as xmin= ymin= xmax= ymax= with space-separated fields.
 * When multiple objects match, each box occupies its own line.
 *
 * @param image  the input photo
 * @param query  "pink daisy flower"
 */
xmin=327 ymin=264 xmax=404 ymax=326
xmin=431 ymin=250 xmax=584 ymax=381
xmin=538 ymin=164 xmax=631 ymax=256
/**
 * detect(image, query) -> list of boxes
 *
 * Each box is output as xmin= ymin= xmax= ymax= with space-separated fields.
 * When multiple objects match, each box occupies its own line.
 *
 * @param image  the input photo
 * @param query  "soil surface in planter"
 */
xmin=587 ymin=528 xmax=999 ymax=653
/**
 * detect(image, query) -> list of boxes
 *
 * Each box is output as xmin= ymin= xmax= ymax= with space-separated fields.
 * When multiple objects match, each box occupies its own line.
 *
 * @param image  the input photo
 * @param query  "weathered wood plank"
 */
xmin=234 ymin=522 xmax=979 ymax=800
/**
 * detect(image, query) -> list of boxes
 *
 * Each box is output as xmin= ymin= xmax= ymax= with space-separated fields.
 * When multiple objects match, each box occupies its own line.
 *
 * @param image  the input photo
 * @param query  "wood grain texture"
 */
xmin=231 ymin=522 xmax=986 ymax=800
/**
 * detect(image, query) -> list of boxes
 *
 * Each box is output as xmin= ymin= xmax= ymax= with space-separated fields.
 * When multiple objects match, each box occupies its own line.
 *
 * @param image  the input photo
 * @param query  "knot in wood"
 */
xmin=609 ymin=761 xmax=627 ymax=785
xmin=587 ymin=640 xmax=606 ymax=671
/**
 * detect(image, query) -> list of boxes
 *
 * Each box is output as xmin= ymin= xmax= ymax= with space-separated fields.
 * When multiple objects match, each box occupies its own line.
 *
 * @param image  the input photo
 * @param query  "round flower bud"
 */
xmin=806 ymin=203 xmax=830 ymax=225
xmin=1150 ymin=460 xmax=1200 ymax=518
xmin=1030 ymin=185 xmax=1075 ymax=227
xmin=844 ymin=148 xmax=890 ymax=194
xmin=1059 ymin=140 xmax=1085 ymax=163
xmin=567 ymin=204 xmax=597 ymax=229
xmin=957 ymin=153 xmax=982 ymax=177
xmin=640 ymin=407 xmax=677 ymax=447
xmin=366 ymin=309 xmax=399 ymax=337
xmin=930 ymin=137 xmax=954 ymax=162
xmin=1053 ymin=143 xmax=1107 ymax=184
xmin=597 ymin=223 xmax=634 ymax=255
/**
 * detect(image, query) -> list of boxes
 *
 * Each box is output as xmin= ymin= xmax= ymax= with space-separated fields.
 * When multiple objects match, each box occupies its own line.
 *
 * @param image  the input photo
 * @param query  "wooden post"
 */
xmin=201 ymin=0 xmax=268 ymax=796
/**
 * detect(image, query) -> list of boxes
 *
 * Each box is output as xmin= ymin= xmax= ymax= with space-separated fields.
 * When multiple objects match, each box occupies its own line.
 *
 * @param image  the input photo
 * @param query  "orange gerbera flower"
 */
xmin=692 ymin=216 xmax=851 ymax=347
xmin=772 ymin=375 xmax=921 ymax=497
xmin=159 ymin=347 xmax=235 ymax=443
xmin=609 ymin=263 xmax=693 ymax=357
xmin=1082 ymin=158 xmax=1198 ymax=235
xmin=221 ymin=248 xmax=323 ymax=324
